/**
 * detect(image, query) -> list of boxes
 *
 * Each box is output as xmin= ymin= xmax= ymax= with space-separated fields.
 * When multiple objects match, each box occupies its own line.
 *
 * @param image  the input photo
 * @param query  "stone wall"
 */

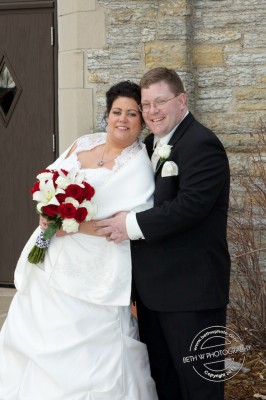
xmin=57 ymin=0 xmax=266 ymax=172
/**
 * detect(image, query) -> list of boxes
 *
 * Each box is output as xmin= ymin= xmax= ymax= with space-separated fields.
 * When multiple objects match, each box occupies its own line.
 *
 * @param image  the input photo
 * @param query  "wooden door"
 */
xmin=0 ymin=0 xmax=57 ymax=285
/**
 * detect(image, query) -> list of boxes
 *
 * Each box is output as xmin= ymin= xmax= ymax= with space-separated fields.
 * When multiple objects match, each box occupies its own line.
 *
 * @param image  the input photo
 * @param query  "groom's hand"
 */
xmin=95 ymin=212 xmax=129 ymax=243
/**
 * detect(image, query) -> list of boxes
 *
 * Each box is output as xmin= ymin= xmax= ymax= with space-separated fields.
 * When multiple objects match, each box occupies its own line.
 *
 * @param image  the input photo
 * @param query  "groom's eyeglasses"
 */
xmin=138 ymin=93 xmax=181 ymax=113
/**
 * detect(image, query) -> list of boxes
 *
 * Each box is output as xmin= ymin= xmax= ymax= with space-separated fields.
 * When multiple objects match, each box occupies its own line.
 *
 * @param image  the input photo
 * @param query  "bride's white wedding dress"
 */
xmin=0 ymin=134 xmax=157 ymax=400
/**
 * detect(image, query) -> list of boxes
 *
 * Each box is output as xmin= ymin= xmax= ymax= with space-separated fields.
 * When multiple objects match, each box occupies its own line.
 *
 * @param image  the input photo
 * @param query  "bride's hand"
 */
xmin=50 ymin=220 xmax=104 ymax=237
xmin=55 ymin=221 xmax=107 ymax=237
xmin=55 ymin=221 xmax=99 ymax=237
xmin=55 ymin=228 xmax=72 ymax=237
xmin=78 ymin=220 xmax=99 ymax=236
xmin=39 ymin=215 xmax=49 ymax=230
xmin=39 ymin=216 xmax=68 ymax=237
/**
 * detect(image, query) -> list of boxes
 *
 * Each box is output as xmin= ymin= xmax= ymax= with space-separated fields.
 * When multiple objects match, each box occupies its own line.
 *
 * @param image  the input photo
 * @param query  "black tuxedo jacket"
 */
xmin=131 ymin=112 xmax=231 ymax=312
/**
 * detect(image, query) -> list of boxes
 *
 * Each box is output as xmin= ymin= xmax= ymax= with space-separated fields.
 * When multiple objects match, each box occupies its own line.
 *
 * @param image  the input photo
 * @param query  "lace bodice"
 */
xmin=58 ymin=132 xmax=142 ymax=189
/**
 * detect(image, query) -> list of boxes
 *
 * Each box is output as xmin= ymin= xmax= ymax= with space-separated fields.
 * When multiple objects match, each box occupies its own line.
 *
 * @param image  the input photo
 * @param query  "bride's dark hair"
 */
xmin=105 ymin=81 xmax=142 ymax=117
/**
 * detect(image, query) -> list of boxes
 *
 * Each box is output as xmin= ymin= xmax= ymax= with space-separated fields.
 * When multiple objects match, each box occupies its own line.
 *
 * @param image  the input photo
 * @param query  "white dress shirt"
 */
xmin=126 ymin=111 xmax=189 ymax=240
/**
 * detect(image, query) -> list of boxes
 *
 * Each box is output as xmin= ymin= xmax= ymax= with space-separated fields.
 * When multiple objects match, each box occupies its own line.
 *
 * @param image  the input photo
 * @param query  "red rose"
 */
xmin=83 ymin=182 xmax=95 ymax=201
xmin=65 ymin=184 xmax=83 ymax=200
xmin=58 ymin=203 xmax=77 ymax=219
xmin=75 ymin=207 xmax=88 ymax=223
xmin=30 ymin=181 xmax=40 ymax=194
xmin=56 ymin=193 xmax=67 ymax=204
xmin=42 ymin=204 xmax=59 ymax=217
xmin=52 ymin=171 xmax=59 ymax=187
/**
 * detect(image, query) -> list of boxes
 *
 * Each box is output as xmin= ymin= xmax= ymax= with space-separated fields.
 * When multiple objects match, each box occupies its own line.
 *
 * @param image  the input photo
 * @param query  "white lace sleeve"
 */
xmin=74 ymin=132 xmax=142 ymax=172
xmin=75 ymin=132 xmax=107 ymax=153
xmin=113 ymin=141 xmax=142 ymax=172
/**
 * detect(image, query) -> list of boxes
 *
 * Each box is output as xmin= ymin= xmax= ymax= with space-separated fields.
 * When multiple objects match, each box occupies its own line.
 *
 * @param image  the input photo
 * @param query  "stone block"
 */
xmin=145 ymin=41 xmax=189 ymax=69
xmin=59 ymin=51 xmax=84 ymax=89
xmin=196 ymin=112 xmax=261 ymax=136
xmin=59 ymin=89 xmax=94 ymax=153
xmin=193 ymin=45 xmax=224 ymax=66
xmin=158 ymin=0 xmax=190 ymax=16
xmin=225 ymin=49 xmax=266 ymax=66
xmin=197 ymin=66 xmax=256 ymax=88
xmin=58 ymin=0 xmax=96 ymax=15
xmin=235 ymin=87 xmax=266 ymax=101
xmin=59 ymin=10 xmax=105 ymax=51
xmin=236 ymin=103 xmax=266 ymax=112
xmin=193 ymin=30 xmax=241 ymax=44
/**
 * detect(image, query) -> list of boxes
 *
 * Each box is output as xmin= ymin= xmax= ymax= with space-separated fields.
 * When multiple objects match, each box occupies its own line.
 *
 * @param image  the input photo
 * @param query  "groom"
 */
xmin=96 ymin=67 xmax=231 ymax=400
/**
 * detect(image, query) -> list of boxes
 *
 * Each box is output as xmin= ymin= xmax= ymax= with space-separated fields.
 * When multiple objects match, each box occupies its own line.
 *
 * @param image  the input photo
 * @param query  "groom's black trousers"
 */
xmin=136 ymin=295 xmax=226 ymax=400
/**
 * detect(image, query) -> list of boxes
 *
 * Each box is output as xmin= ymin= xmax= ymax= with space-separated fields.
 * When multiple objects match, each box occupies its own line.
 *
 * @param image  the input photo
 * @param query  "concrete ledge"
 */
xmin=0 ymin=288 xmax=16 ymax=297
xmin=0 ymin=316 xmax=6 ymax=330
xmin=0 ymin=288 xmax=15 ymax=329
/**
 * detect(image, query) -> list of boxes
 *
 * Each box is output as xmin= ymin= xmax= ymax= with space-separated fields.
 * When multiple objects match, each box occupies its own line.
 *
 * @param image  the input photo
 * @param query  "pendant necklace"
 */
xmin=97 ymin=145 xmax=120 ymax=167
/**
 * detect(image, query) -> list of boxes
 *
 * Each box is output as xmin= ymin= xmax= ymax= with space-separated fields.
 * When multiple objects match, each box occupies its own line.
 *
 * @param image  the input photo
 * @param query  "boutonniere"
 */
xmin=154 ymin=144 xmax=173 ymax=162
xmin=154 ymin=143 xmax=173 ymax=173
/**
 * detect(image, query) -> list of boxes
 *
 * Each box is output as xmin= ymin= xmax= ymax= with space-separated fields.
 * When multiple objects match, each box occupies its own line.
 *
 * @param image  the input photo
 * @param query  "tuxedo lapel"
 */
xmin=154 ymin=113 xmax=194 ymax=178
xmin=168 ymin=112 xmax=194 ymax=147
xmin=144 ymin=134 xmax=154 ymax=159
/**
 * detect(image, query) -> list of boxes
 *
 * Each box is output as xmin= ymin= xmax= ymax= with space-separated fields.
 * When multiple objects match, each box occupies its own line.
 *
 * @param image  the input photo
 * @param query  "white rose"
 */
xmin=155 ymin=144 xmax=172 ymax=160
xmin=62 ymin=218 xmax=79 ymax=233
xmin=82 ymin=201 xmax=98 ymax=221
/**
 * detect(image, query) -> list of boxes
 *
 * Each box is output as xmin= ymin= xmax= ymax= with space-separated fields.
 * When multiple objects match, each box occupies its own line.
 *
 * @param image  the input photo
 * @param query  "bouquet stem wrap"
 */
xmin=27 ymin=222 xmax=59 ymax=264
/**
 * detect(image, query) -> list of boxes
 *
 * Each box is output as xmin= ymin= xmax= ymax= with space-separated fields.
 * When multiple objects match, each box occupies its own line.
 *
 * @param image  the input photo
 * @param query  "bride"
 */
xmin=0 ymin=81 xmax=158 ymax=400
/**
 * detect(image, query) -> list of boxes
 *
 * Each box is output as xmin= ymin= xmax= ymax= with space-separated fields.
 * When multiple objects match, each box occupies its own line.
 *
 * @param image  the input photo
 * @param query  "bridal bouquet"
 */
xmin=28 ymin=168 xmax=97 ymax=264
